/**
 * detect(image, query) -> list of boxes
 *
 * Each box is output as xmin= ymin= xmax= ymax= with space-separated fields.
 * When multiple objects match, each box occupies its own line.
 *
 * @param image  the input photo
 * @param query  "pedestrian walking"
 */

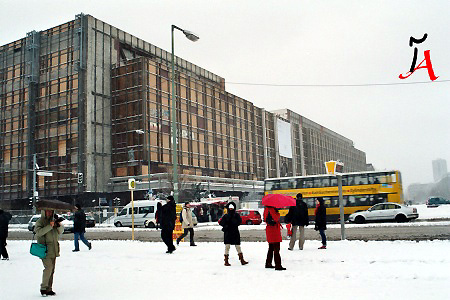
xmin=285 ymin=193 xmax=309 ymax=250
xmin=0 ymin=209 xmax=12 ymax=260
xmin=315 ymin=197 xmax=327 ymax=249
xmin=219 ymin=202 xmax=248 ymax=266
xmin=155 ymin=202 xmax=162 ymax=230
xmin=264 ymin=206 xmax=285 ymax=270
xmin=35 ymin=210 xmax=64 ymax=296
xmin=160 ymin=196 xmax=177 ymax=253
xmin=72 ymin=204 xmax=92 ymax=252
xmin=176 ymin=202 xmax=197 ymax=246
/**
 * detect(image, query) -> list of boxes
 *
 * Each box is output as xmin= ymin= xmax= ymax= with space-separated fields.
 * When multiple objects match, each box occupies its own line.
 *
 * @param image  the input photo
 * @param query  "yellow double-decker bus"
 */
xmin=264 ymin=170 xmax=404 ymax=222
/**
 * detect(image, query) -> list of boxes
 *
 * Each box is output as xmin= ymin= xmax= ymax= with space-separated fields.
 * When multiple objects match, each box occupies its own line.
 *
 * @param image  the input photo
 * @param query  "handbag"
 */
xmin=30 ymin=234 xmax=47 ymax=259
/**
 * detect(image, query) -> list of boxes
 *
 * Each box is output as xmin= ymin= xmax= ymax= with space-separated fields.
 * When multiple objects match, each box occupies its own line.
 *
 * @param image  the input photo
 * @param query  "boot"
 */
xmin=238 ymin=253 xmax=248 ymax=265
xmin=224 ymin=254 xmax=231 ymax=266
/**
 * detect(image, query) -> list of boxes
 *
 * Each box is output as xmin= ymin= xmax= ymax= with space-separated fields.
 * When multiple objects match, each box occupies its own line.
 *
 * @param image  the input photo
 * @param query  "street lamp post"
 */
xmin=171 ymin=25 xmax=199 ymax=203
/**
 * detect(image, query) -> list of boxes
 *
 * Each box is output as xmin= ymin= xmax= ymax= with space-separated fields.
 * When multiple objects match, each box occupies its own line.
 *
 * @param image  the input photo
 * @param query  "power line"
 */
xmin=226 ymin=79 xmax=450 ymax=87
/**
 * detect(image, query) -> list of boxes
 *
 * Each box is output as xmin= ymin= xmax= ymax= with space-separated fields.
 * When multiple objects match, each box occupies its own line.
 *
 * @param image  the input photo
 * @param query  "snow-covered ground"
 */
xmin=1 ymin=239 xmax=448 ymax=300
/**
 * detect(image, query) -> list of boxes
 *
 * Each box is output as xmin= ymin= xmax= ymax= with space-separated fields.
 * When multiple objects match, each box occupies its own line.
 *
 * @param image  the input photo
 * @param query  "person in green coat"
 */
xmin=35 ymin=210 xmax=64 ymax=296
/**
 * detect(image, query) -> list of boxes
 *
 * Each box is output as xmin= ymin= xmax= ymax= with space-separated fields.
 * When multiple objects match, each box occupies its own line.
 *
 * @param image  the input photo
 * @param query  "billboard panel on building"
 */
xmin=277 ymin=119 xmax=292 ymax=158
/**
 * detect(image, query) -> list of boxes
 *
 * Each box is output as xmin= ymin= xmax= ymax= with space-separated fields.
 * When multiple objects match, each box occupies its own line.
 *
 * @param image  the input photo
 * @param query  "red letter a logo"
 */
xmin=399 ymin=50 xmax=439 ymax=81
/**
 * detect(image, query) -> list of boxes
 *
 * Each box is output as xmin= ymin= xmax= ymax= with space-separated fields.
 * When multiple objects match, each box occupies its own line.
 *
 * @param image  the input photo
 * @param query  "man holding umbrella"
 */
xmin=262 ymin=194 xmax=296 ymax=271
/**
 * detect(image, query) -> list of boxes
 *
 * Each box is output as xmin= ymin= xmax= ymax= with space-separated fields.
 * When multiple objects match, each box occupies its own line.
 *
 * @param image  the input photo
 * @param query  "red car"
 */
xmin=237 ymin=209 xmax=262 ymax=225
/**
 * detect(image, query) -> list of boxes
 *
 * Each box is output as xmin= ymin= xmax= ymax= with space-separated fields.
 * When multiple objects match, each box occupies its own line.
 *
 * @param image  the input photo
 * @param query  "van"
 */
xmin=114 ymin=200 xmax=162 ymax=228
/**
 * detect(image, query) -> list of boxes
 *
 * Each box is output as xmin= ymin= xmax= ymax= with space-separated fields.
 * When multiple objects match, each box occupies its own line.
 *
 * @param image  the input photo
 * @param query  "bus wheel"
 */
xmin=395 ymin=214 xmax=407 ymax=223
xmin=114 ymin=221 xmax=122 ymax=227
xmin=355 ymin=216 xmax=365 ymax=224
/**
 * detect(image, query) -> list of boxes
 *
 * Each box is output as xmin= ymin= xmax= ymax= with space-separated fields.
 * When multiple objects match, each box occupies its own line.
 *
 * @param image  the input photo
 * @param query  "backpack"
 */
xmin=179 ymin=210 xmax=183 ymax=223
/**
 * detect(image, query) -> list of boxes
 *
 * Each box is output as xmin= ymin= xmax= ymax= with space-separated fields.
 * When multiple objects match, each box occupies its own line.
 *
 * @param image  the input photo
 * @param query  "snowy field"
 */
xmin=1 ymin=239 xmax=449 ymax=300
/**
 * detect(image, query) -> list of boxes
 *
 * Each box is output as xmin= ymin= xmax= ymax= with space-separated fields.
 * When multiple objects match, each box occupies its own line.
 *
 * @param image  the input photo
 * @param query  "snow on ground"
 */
xmin=0 ymin=239 xmax=449 ymax=300
xmin=413 ymin=204 xmax=450 ymax=220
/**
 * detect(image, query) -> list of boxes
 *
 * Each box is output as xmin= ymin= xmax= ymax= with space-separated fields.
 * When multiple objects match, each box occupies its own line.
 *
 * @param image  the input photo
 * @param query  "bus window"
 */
xmin=390 ymin=173 xmax=397 ymax=183
xmin=368 ymin=174 xmax=377 ymax=184
xmin=330 ymin=177 xmax=337 ymax=186
xmin=348 ymin=196 xmax=356 ymax=206
xmin=280 ymin=180 xmax=291 ymax=190
xmin=354 ymin=174 xmax=368 ymax=185
xmin=288 ymin=178 xmax=297 ymax=189
xmin=341 ymin=176 xmax=348 ymax=186
xmin=324 ymin=197 xmax=332 ymax=207
xmin=265 ymin=180 xmax=280 ymax=191
xmin=303 ymin=178 xmax=313 ymax=188
xmin=295 ymin=179 xmax=303 ymax=188
xmin=330 ymin=197 xmax=339 ymax=207
xmin=313 ymin=178 xmax=322 ymax=188
xmin=347 ymin=175 xmax=355 ymax=185
xmin=321 ymin=177 xmax=331 ymax=187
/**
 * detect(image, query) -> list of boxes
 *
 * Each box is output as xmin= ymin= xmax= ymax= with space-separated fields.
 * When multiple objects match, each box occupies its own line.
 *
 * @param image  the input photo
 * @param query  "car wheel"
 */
xmin=145 ymin=220 xmax=155 ymax=228
xmin=395 ymin=214 xmax=407 ymax=223
xmin=355 ymin=216 xmax=365 ymax=224
xmin=246 ymin=220 xmax=252 ymax=225
xmin=114 ymin=221 xmax=122 ymax=227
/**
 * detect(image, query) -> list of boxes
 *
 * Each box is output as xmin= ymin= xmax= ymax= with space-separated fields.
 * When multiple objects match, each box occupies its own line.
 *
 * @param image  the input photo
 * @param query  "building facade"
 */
xmin=432 ymin=159 xmax=448 ymax=182
xmin=0 ymin=14 xmax=367 ymax=209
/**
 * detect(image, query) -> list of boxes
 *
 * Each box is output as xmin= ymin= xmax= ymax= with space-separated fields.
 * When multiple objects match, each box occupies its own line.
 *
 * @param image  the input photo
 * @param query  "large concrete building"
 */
xmin=432 ymin=159 xmax=448 ymax=182
xmin=0 ymin=14 xmax=367 ymax=209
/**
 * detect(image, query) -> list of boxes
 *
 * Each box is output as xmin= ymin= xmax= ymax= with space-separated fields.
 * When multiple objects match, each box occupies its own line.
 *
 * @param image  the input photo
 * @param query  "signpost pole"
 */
xmin=131 ymin=189 xmax=135 ymax=241
xmin=128 ymin=178 xmax=136 ymax=241
xmin=337 ymin=174 xmax=346 ymax=240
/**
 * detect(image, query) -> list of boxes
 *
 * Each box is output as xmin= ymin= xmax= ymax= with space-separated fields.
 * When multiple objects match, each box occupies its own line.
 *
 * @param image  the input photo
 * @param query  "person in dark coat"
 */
xmin=264 ymin=206 xmax=285 ymax=270
xmin=73 ymin=204 xmax=92 ymax=252
xmin=155 ymin=202 xmax=162 ymax=230
xmin=160 ymin=196 xmax=177 ymax=253
xmin=314 ymin=197 xmax=327 ymax=249
xmin=285 ymin=193 xmax=309 ymax=250
xmin=219 ymin=202 xmax=248 ymax=266
xmin=0 ymin=209 xmax=12 ymax=260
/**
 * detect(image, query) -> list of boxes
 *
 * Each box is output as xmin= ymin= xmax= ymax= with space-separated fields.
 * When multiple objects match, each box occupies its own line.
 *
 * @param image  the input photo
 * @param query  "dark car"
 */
xmin=86 ymin=215 xmax=96 ymax=227
xmin=426 ymin=197 xmax=450 ymax=208
xmin=237 ymin=209 xmax=262 ymax=225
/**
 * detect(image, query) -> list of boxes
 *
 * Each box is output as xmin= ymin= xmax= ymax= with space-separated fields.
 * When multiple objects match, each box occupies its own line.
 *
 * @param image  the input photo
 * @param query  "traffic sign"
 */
xmin=128 ymin=178 xmax=136 ymax=190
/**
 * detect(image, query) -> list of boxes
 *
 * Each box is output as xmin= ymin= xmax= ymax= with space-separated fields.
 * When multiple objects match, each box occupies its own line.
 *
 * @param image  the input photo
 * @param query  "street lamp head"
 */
xmin=183 ymin=30 xmax=199 ymax=42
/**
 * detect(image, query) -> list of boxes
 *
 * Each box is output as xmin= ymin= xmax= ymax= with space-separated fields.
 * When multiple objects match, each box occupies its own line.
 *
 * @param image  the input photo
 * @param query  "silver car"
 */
xmin=348 ymin=202 xmax=418 ymax=224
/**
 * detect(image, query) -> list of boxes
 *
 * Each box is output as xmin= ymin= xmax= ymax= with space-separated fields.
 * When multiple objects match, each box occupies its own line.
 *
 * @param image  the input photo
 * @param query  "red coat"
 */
xmin=264 ymin=207 xmax=282 ymax=243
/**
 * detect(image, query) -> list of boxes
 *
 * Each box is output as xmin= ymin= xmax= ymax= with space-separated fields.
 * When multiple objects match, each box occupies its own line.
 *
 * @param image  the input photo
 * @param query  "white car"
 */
xmin=348 ymin=202 xmax=418 ymax=224
xmin=28 ymin=214 xmax=74 ymax=233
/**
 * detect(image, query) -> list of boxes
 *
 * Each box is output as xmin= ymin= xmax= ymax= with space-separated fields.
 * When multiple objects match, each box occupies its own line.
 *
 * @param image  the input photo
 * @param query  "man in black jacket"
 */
xmin=73 ymin=204 xmax=92 ymax=252
xmin=160 ymin=196 xmax=177 ymax=253
xmin=0 ymin=209 xmax=12 ymax=260
xmin=286 ymin=193 xmax=309 ymax=250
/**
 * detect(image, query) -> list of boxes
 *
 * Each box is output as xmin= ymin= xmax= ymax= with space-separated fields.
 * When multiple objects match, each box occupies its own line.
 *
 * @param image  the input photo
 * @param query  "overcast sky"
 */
xmin=1 ymin=0 xmax=449 ymax=190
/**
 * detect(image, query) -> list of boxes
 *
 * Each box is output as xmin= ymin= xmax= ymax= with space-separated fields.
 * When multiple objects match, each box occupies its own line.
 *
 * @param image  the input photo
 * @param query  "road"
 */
xmin=9 ymin=223 xmax=450 ymax=242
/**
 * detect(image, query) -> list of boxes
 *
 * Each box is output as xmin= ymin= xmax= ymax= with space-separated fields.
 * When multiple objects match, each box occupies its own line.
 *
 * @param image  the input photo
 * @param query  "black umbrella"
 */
xmin=35 ymin=199 xmax=76 ymax=212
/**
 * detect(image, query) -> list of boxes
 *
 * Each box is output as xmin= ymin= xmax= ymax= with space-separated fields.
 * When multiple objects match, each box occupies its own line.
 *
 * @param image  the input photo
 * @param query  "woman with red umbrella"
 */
xmin=262 ymin=194 xmax=295 ymax=270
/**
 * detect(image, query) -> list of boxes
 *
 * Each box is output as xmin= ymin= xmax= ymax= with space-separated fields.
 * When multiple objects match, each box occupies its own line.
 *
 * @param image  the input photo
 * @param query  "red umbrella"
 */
xmin=262 ymin=194 xmax=296 ymax=208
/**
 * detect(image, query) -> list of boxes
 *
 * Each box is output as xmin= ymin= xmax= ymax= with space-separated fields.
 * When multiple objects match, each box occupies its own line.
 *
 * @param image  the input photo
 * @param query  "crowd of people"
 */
xmin=0 ymin=192 xmax=327 ymax=296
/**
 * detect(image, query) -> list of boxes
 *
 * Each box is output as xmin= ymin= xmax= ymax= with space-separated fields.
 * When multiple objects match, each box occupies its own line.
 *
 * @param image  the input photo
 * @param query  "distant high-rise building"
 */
xmin=432 ymin=159 xmax=448 ymax=182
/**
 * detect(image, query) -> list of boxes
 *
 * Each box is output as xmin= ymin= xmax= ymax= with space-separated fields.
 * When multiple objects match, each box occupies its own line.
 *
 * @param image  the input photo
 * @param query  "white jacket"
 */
xmin=181 ymin=207 xmax=194 ymax=229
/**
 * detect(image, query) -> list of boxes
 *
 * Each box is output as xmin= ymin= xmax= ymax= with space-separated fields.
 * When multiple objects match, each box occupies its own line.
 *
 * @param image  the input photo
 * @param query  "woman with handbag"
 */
xmin=35 ymin=210 xmax=64 ymax=296
xmin=264 ymin=206 xmax=286 ymax=270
